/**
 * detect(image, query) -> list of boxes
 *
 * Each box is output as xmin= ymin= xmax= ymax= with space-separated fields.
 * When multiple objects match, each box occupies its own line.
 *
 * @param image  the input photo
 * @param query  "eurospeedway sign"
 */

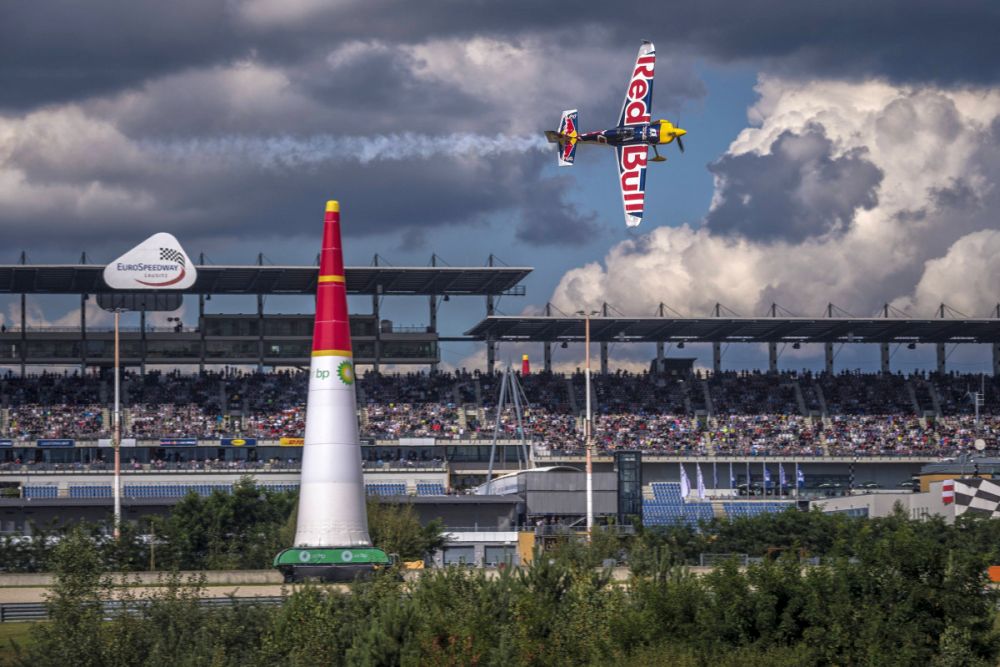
xmin=103 ymin=232 xmax=197 ymax=290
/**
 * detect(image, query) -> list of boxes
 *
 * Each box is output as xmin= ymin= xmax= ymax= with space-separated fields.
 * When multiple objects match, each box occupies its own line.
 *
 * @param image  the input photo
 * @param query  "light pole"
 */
xmin=113 ymin=308 xmax=122 ymax=539
xmin=577 ymin=310 xmax=600 ymax=540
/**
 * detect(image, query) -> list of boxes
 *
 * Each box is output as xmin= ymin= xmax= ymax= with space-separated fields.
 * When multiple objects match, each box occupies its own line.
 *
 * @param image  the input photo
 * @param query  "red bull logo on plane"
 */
xmin=622 ymin=52 xmax=655 ymax=126
xmin=619 ymin=145 xmax=648 ymax=215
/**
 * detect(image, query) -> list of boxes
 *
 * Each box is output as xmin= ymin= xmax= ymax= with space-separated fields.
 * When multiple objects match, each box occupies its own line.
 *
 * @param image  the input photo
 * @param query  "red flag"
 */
xmin=942 ymin=479 xmax=955 ymax=505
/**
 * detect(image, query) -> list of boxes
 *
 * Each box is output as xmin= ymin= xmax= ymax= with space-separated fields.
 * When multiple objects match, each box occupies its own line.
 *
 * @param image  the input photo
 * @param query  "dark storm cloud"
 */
xmin=930 ymin=179 xmax=979 ymax=211
xmin=705 ymin=126 xmax=883 ymax=242
xmin=4 ymin=1 xmax=999 ymax=113
xmin=255 ymin=1 xmax=1000 ymax=86
xmin=287 ymin=49 xmax=492 ymax=135
xmin=0 ymin=0 xmax=242 ymax=109
xmin=652 ymin=0 xmax=1000 ymax=86
xmin=514 ymin=174 xmax=602 ymax=246
xmin=0 ymin=140 xmax=569 ymax=254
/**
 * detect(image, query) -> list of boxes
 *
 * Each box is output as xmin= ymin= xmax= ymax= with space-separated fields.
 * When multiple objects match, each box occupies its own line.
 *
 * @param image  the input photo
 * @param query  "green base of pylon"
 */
xmin=274 ymin=547 xmax=393 ymax=582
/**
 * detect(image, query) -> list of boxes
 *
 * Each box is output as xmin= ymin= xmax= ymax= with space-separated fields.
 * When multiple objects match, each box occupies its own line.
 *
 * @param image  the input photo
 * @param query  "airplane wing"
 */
xmin=617 ymin=41 xmax=655 ymax=128
xmin=616 ymin=144 xmax=648 ymax=227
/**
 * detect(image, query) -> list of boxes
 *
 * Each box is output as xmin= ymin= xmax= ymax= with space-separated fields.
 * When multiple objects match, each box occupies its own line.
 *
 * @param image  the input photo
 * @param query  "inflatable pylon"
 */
xmin=274 ymin=201 xmax=391 ymax=581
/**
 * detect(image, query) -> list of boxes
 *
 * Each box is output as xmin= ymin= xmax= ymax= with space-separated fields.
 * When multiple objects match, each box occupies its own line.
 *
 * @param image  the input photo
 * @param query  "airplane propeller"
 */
xmin=676 ymin=135 xmax=685 ymax=153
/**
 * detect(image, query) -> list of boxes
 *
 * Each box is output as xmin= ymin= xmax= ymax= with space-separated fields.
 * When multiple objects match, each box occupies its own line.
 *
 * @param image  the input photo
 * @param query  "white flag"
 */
xmin=679 ymin=464 xmax=691 ymax=500
xmin=696 ymin=463 xmax=707 ymax=500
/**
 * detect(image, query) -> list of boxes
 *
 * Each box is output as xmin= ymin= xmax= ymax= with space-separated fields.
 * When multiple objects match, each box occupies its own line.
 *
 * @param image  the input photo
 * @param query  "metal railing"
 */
xmin=532 ymin=524 xmax=636 ymax=537
xmin=0 ymin=596 xmax=286 ymax=623
xmin=0 ymin=461 xmax=447 ymax=475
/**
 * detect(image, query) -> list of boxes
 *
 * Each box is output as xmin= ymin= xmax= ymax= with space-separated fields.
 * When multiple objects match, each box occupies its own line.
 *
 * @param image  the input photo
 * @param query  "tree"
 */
xmin=26 ymin=527 xmax=107 ymax=667
xmin=154 ymin=476 xmax=296 ymax=569
xmin=366 ymin=499 xmax=445 ymax=561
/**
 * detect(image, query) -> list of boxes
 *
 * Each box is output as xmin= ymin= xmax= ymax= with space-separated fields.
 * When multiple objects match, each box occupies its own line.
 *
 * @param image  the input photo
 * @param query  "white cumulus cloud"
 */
xmin=550 ymin=77 xmax=1000 ymax=320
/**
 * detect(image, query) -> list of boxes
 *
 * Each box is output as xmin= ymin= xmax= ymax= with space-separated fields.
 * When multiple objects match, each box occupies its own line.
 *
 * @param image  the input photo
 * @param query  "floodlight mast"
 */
xmin=578 ymin=310 xmax=600 ymax=541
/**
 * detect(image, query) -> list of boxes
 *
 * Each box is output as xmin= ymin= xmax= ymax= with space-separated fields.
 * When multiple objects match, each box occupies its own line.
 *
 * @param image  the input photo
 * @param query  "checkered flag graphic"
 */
xmin=159 ymin=248 xmax=185 ymax=266
xmin=955 ymin=478 xmax=1000 ymax=518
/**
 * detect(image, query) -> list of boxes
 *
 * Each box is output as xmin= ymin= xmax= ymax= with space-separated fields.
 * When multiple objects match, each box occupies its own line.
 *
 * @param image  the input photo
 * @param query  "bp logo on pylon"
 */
xmin=337 ymin=360 xmax=355 ymax=385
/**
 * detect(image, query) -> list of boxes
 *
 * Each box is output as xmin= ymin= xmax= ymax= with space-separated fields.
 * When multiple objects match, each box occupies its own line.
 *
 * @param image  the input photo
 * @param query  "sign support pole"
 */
xmin=113 ymin=309 xmax=121 ymax=540
xmin=101 ymin=232 xmax=197 ymax=540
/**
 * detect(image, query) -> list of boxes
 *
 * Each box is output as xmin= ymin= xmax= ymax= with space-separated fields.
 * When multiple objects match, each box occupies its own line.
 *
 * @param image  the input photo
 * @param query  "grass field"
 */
xmin=0 ymin=623 xmax=37 ymax=665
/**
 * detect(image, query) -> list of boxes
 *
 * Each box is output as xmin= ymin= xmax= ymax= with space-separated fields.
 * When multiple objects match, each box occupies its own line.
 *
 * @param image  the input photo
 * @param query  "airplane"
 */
xmin=544 ymin=40 xmax=687 ymax=227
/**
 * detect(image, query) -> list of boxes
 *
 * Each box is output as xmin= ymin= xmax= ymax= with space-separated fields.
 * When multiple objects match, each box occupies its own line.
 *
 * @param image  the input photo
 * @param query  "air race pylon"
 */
xmin=274 ymin=200 xmax=391 ymax=582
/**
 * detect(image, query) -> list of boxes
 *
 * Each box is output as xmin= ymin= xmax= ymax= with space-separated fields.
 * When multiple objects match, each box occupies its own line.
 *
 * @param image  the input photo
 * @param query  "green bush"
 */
xmin=14 ymin=511 xmax=1000 ymax=666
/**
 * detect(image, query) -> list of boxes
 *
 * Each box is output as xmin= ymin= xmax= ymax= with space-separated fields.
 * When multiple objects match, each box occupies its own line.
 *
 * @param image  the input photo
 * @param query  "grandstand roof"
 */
xmin=0 ymin=264 xmax=530 ymax=296
xmin=466 ymin=315 xmax=1000 ymax=344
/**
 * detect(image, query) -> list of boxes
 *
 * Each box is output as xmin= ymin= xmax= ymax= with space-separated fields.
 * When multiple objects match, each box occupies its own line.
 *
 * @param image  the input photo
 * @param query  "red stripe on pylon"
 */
xmin=313 ymin=202 xmax=352 ymax=354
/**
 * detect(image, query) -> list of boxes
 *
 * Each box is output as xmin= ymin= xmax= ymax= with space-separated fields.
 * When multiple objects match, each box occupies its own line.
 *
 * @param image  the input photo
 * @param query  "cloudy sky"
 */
xmin=3 ymin=1 xmax=1000 ymax=372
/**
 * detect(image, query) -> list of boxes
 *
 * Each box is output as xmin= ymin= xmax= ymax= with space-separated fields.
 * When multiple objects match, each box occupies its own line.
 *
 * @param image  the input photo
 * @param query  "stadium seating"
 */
xmin=22 ymin=485 xmax=58 ymax=499
xmin=366 ymin=482 xmax=407 ymax=496
xmin=416 ymin=482 xmax=447 ymax=496
xmin=643 ymin=482 xmax=714 ymax=528
xmin=722 ymin=502 xmax=795 ymax=519
xmin=17 ymin=482 xmax=301 ymax=500
xmin=69 ymin=485 xmax=112 ymax=498
xmin=650 ymin=482 xmax=684 ymax=503
xmin=4 ymin=369 xmax=1000 ymax=457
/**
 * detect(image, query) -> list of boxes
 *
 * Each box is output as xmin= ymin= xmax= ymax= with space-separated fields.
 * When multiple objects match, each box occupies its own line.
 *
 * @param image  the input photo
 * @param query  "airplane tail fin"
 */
xmin=545 ymin=109 xmax=579 ymax=166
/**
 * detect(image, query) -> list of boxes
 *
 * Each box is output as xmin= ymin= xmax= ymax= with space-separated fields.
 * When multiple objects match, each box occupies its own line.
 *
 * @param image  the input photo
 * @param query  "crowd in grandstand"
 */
xmin=2 ymin=368 xmax=1000 ymax=457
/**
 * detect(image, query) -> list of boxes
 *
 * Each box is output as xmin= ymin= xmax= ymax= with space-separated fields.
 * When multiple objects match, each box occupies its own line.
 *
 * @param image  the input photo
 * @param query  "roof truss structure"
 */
xmin=465 ymin=315 xmax=1000 ymax=344
xmin=0 ymin=265 xmax=531 ymax=296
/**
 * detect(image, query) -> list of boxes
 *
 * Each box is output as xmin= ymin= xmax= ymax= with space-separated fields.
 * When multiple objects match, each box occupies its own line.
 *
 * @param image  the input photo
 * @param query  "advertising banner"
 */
xmin=160 ymin=438 xmax=198 ymax=447
xmin=279 ymin=437 xmax=304 ymax=447
xmin=37 ymin=439 xmax=74 ymax=448
xmin=0 ymin=439 xmax=12 ymax=447
xmin=221 ymin=438 xmax=257 ymax=447
xmin=399 ymin=437 xmax=436 ymax=447
xmin=98 ymin=438 xmax=137 ymax=447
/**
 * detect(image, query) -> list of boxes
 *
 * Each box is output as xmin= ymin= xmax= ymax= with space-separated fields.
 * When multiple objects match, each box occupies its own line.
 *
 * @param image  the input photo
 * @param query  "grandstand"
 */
xmin=0 ymin=259 xmax=530 ymax=373
xmin=2 ymin=369 xmax=996 ymax=455
xmin=641 ymin=482 xmax=796 ymax=527
xmin=4 ymin=253 xmax=1000 ymax=534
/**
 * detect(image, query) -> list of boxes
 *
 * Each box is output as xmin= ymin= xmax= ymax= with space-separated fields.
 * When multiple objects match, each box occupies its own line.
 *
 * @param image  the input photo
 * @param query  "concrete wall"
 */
xmin=810 ymin=485 xmax=957 ymax=522
xmin=523 ymin=471 xmax=617 ymax=517
xmin=431 ymin=531 xmax=520 ymax=568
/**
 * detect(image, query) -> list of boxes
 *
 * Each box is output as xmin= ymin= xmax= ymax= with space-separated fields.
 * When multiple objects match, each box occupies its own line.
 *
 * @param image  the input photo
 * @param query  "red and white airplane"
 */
xmin=545 ymin=41 xmax=687 ymax=227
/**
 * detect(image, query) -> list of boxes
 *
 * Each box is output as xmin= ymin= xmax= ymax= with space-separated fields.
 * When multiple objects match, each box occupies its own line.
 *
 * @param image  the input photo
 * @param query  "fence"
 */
xmin=0 ymin=595 xmax=286 ymax=623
